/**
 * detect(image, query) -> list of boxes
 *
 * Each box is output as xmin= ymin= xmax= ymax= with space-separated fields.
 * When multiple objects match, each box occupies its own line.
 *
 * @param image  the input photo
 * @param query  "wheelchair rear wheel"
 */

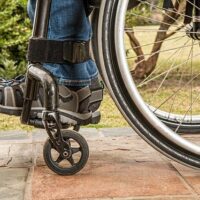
xmin=99 ymin=0 xmax=200 ymax=168
xmin=93 ymin=0 xmax=200 ymax=134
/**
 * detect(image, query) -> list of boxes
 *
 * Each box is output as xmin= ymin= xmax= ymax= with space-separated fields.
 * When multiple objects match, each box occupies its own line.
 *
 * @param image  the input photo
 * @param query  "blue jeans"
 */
xmin=28 ymin=0 xmax=98 ymax=87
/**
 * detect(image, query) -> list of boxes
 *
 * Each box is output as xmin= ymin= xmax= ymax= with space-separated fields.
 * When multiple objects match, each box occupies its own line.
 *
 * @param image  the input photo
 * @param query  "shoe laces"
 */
xmin=0 ymin=75 xmax=25 ymax=86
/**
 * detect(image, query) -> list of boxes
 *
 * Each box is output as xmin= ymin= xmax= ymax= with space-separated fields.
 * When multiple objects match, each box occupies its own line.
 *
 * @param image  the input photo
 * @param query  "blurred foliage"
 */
xmin=126 ymin=2 xmax=152 ymax=27
xmin=0 ymin=0 xmax=31 ymax=79
xmin=126 ymin=0 xmax=164 ymax=27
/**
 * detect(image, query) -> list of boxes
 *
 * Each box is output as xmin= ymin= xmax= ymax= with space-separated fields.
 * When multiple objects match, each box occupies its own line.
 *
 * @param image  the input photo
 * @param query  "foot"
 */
xmin=0 ymin=75 xmax=103 ymax=125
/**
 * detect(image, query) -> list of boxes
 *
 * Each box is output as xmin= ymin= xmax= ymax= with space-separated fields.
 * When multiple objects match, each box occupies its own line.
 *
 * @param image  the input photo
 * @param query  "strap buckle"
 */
xmin=63 ymin=41 xmax=90 ymax=64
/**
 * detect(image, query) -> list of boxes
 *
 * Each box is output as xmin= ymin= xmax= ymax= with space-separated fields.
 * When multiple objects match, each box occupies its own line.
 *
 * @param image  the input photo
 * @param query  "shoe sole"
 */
xmin=0 ymin=105 xmax=101 ymax=127
xmin=0 ymin=105 xmax=43 ymax=116
xmin=30 ymin=111 xmax=101 ymax=129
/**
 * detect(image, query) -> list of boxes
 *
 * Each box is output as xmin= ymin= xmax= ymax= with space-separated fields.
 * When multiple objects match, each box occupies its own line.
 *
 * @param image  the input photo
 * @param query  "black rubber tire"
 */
xmin=43 ymin=130 xmax=89 ymax=175
xmin=101 ymin=0 xmax=200 ymax=168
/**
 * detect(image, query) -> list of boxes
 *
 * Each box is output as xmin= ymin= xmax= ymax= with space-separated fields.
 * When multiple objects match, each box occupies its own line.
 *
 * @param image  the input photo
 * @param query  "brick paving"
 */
xmin=0 ymin=128 xmax=200 ymax=200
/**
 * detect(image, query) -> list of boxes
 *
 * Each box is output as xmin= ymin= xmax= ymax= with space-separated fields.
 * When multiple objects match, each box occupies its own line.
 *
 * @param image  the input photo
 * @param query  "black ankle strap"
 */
xmin=28 ymin=38 xmax=91 ymax=64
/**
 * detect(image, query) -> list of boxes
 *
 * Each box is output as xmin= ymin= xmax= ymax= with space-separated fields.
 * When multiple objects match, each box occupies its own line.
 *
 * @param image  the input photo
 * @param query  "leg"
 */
xmin=28 ymin=0 xmax=98 ymax=87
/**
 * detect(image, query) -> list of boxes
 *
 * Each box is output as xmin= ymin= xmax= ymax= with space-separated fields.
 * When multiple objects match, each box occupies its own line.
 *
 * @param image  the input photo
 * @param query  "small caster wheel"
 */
xmin=43 ymin=130 xmax=89 ymax=176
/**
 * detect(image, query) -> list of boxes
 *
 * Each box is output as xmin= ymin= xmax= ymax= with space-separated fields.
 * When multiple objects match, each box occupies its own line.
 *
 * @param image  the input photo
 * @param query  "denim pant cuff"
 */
xmin=56 ymin=71 xmax=99 ymax=87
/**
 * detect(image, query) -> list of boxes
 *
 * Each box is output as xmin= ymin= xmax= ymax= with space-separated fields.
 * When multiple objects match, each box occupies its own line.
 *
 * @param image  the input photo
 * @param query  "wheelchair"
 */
xmin=3 ymin=0 xmax=200 ymax=175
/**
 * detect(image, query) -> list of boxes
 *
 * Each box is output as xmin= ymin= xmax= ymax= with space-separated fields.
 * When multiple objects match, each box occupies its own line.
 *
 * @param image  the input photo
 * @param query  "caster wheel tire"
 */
xmin=43 ymin=130 xmax=89 ymax=176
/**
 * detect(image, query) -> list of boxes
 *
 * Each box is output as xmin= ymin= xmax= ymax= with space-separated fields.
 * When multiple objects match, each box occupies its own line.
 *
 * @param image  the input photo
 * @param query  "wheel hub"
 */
xmin=63 ymin=151 xmax=69 ymax=157
xmin=62 ymin=148 xmax=72 ymax=158
xmin=186 ymin=24 xmax=200 ymax=40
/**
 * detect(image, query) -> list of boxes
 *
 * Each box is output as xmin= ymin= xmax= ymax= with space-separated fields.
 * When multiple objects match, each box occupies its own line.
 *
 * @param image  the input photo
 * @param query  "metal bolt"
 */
xmin=63 ymin=151 xmax=69 ymax=157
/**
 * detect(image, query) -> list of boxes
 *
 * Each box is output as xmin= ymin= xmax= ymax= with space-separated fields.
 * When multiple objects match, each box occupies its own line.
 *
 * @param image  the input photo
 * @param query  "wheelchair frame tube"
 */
xmin=21 ymin=0 xmax=59 ymax=124
xmin=32 ymin=0 xmax=52 ymax=38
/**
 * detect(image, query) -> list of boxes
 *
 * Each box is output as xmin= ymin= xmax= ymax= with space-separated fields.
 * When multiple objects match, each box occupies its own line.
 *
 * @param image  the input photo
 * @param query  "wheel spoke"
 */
xmin=141 ymin=0 xmax=200 ymax=22
xmin=137 ymin=51 xmax=200 ymax=88
xmin=125 ymin=35 xmax=186 ymax=51
xmin=71 ymin=147 xmax=81 ymax=154
xmin=136 ymin=36 xmax=189 ymax=87
xmin=67 ymin=156 xmax=75 ymax=166
xmin=149 ymin=38 xmax=190 ymax=104
xmin=127 ymin=42 xmax=199 ymax=60
xmin=55 ymin=155 xmax=63 ymax=164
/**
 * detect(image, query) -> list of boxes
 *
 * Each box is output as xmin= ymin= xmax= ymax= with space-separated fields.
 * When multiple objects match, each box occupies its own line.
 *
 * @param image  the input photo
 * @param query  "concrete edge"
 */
xmin=24 ymin=167 xmax=34 ymax=200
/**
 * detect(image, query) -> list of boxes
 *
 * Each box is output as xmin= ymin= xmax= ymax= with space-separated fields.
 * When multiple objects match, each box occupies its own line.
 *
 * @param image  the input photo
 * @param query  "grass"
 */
xmin=0 ymin=114 xmax=33 ymax=131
